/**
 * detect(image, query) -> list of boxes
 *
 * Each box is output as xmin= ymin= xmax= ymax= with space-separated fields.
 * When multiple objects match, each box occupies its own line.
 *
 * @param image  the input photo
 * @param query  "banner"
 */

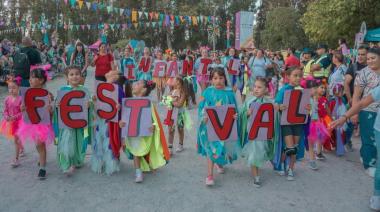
xmin=235 ymin=11 xmax=254 ymax=50
xmin=153 ymin=60 xmax=167 ymax=77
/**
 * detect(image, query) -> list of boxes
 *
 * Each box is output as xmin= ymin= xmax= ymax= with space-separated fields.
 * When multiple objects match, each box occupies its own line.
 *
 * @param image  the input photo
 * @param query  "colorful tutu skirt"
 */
xmin=0 ymin=119 xmax=21 ymax=140
xmin=307 ymin=119 xmax=330 ymax=144
xmin=16 ymin=121 xmax=54 ymax=145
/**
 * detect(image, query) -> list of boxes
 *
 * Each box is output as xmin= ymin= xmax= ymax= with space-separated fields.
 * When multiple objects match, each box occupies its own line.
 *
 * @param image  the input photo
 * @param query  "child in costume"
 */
xmin=92 ymin=70 xmax=128 ymax=175
xmin=240 ymin=78 xmax=276 ymax=187
xmin=54 ymin=66 xmax=92 ymax=175
xmin=239 ymin=56 xmax=252 ymax=103
xmin=120 ymin=45 xmax=137 ymax=82
xmin=137 ymin=47 xmax=153 ymax=81
xmin=329 ymin=83 xmax=347 ymax=156
xmin=0 ymin=76 xmax=24 ymax=167
xmin=303 ymin=77 xmax=331 ymax=170
xmin=197 ymin=67 xmax=240 ymax=186
xmin=195 ymin=47 xmax=211 ymax=91
xmin=163 ymin=76 xmax=195 ymax=154
xmin=275 ymin=67 xmax=310 ymax=181
xmin=166 ymin=53 xmax=182 ymax=91
xmin=16 ymin=69 xmax=55 ymax=180
xmin=120 ymin=80 xmax=170 ymax=183
xmin=223 ymin=48 xmax=239 ymax=92
xmin=152 ymin=49 xmax=167 ymax=101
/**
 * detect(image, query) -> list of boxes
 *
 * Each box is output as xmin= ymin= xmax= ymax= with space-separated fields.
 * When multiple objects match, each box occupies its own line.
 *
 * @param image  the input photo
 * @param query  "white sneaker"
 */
xmin=370 ymin=196 xmax=380 ymax=211
xmin=216 ymin=164 xmax=225 ymax=174
xmin=11 ymin=159 xmax=20 ymax=168
xmin=135 ymin=172 xmax=143 ymax=183
xmin=277 ymin=170 xmax=285 ymax=176
xmin=366 ymin=167 xmax=376 ymax=178
xmin=176 ymin=144 xmax=184 ymax=152
xmin=287 ymin=169 xmax=295 ymax=181
xmin=205 ymin=176 xmax=215 ymax=186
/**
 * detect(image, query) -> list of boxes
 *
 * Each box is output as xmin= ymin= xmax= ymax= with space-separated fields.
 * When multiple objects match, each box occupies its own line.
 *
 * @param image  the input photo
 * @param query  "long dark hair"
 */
xmin=209 ymin=67 xmax=228 ymax=86
xmin=174 ymin=76 xmax=196 ymax=105
xmin=72 ymin=41 xmax=86 ymax=62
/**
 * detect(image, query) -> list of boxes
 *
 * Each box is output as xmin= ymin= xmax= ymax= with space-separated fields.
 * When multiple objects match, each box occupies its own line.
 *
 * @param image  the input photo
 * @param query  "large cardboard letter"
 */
xmin=96 ymin=81 xmax=118 ymax=122
xmin=167 ymin=61 xmax=179 ymax=77
xmin=152 ymin=60 xmax=166 ymax=77
xmin=182 ymin=59 xmax=193 ymax=76
xmin=205 ymin=105 xmax=238 ymax=142
xmin=138 ymin=57 xmax=152 ymax=73
xmin=21 ymin=87 xmax=50 ymax=124
xmin=247 ymin=102 xmax=274 ymax=140
xmin=280 ymin=89 xmax=311 ymax=125
xmin=58 ymin=90 xmax=88 ymax=129
xmin=125 ymin=64 xmax=136 ymax=80
xmin=121 ymin=97 xmax=152 ymax=137
xmin=227 ymin=59 xmax=240 ymax=75
xmin=198 ymin=58 xmax=213 ymax=75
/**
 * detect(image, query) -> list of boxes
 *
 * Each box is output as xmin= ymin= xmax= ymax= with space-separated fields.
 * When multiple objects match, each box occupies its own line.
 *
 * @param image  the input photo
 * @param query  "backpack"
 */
xmin=13 ymin=51 xmax=30 ymax=78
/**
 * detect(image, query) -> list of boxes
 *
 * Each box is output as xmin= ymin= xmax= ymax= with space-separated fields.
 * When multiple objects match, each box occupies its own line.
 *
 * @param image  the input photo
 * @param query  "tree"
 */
xmin=260 ymin=7 xmax=308 ymax=50
xmin=301 ymin=0 xmax=380 ymax=47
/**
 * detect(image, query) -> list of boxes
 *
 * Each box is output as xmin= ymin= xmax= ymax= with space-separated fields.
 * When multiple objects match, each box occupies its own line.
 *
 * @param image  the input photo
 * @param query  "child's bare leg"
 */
xmin=134 ymin=156 xmax=141 ymax=169
xmin=207 ymin=158 xmax=214 ymax=177
xmin=36 ymin=143 xmax=47 ymax=168
xmin=251 ymin=166 xmax=259 ymax=177
xmin=178 ymin=127 xmax=184 ymax=146
xmin=14 ymin=138 xmax=20 ymax=160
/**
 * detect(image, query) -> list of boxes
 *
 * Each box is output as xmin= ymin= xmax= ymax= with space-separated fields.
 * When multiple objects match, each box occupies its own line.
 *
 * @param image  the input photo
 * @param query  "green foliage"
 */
xmin=301 ymin=0 xmax=380 ymax=47
xmin=260 ymin=7 xmax=308 ymax=50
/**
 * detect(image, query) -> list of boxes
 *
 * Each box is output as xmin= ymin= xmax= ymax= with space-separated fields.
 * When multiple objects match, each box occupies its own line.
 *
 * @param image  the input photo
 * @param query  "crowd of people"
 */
xmin=1 ymin=36 xmax=380 ymax=210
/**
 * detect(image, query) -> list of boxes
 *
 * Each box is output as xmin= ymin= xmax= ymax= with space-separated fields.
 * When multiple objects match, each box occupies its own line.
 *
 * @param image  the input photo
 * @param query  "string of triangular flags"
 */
xmin=0 ymin=20 xmax=202 ymax=35
xmin=62 ymin=0 xmax=219 ymax=27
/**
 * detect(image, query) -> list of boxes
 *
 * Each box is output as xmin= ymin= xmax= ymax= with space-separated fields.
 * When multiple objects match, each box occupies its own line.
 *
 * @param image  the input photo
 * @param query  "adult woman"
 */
xmin=352 ymin=47 xmax=380 ymax=178
xmin=93 ymin=43 xmax=116 ymax=82
xmin=70 ymin=41 xmax=89 ymax=84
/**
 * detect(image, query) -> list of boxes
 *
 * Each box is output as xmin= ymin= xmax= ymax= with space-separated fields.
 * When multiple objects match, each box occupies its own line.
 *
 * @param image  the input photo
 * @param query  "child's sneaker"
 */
xmin=205 ymin=175 xmax=215 ymax=186
xmin=19 ymin=149 xmax=26 ymax=158
xmin=366 ymin=167 xmax=376 ymax=178
xmin=277 ymin=163 xmax=285 ymax=176
xmin=370 ymin=196 xmax=380 ymax=211
xmin=253 ymin=177 xmax=261 ymax=188
xmin=176 ymin=144 xmax=184 ymax=152
xmin=38 ymin=169 xmax=46 ymax=180
xmin=11 ymin=159 xmax=20 ymax=168
xmin=168 ymin=145 xmax=173 ymax=155
xmin=316 ymin=153 xmax=326 ymax=160
xmin=287 ymin=169 xmax=295 ymax=181
xmin=135 ymin=169 xmax=143 ymax=183
xmin=308 ymin=161 xmax=318 ymax=170
xmin=216 ymin=164 xmax=225 ymax=174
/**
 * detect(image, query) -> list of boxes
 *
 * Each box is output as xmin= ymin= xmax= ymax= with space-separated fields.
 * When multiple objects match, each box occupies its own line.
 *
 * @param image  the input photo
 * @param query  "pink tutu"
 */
xmin=308 ymin=120 xmax=330 ymax=144
xmin=0 ymin=119 xmax=21 ymax=140
xmin=16 ymin=120 xmax=54 ymax=145
xmin=197 ymin=74 xmax=209 ymax=84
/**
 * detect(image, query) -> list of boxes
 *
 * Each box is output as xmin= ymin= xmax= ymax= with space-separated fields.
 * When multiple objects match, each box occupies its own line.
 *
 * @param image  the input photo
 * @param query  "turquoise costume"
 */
xmin=197 ymin=86 xmax=240 ymax=165
xmin=240 ymin=96 xmax=276 ymax=168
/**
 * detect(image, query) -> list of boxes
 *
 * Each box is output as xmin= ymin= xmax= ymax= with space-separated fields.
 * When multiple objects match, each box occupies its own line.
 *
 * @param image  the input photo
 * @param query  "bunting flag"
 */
xmin=86 ymin=1 xmax=91 ymax=9
xmin=132 ymin=10 xmax=138 ymax=22
xmin=78 ymin=0 xmax=84 ymax=9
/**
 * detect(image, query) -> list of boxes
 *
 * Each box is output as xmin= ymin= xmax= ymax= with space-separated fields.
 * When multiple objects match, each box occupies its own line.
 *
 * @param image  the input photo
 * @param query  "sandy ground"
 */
xmin=0 ymin=68 xmax=373 ymax=212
